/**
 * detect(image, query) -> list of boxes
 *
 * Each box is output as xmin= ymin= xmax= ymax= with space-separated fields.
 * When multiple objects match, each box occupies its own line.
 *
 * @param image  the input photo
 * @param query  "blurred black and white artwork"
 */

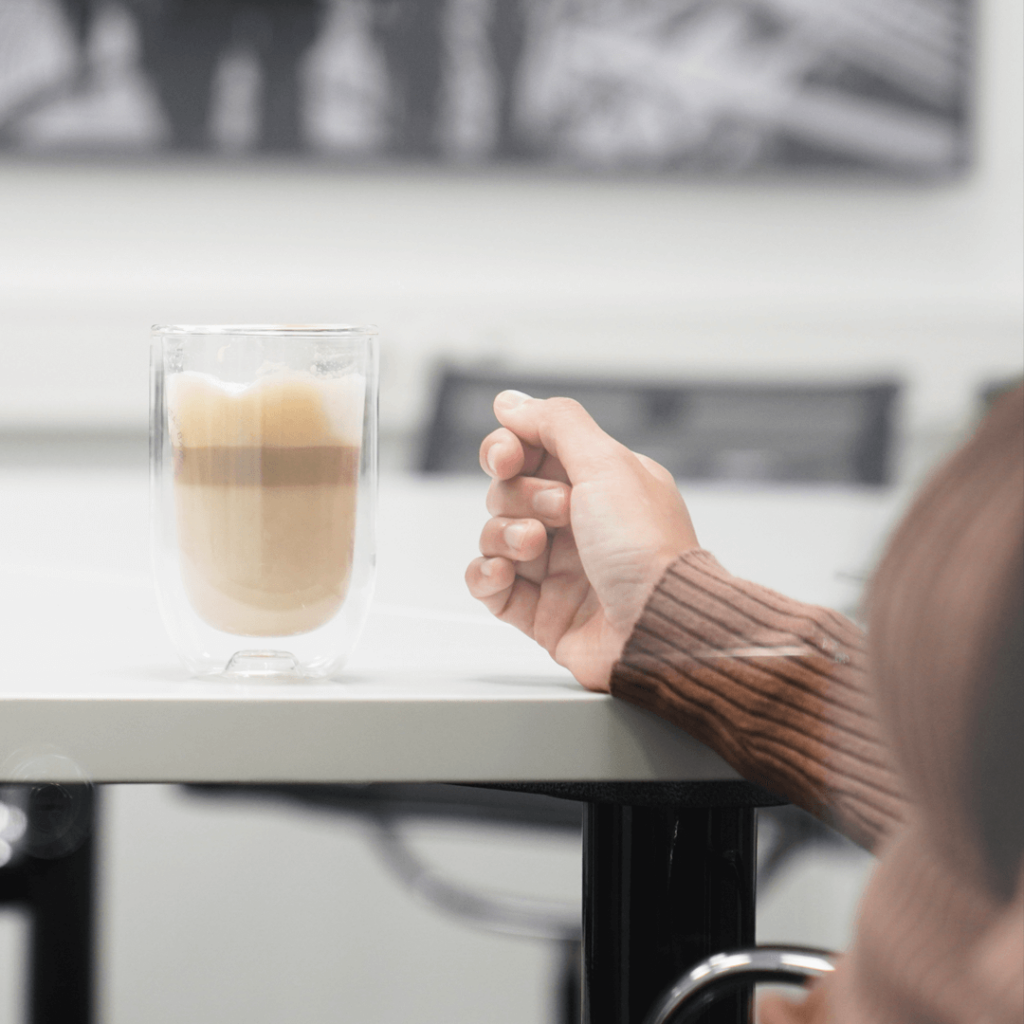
xmin=0 ymin=0 xmax=971 ymax=173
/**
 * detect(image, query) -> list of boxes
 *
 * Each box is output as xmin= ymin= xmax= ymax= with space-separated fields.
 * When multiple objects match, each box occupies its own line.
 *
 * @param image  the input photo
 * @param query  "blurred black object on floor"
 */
xmin=421 ymin=366 xmax=901 ymax=485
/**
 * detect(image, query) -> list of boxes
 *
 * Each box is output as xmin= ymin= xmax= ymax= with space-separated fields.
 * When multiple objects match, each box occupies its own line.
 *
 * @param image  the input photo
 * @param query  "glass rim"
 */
xmin=151 ymin=323 xmax=378 ymax=337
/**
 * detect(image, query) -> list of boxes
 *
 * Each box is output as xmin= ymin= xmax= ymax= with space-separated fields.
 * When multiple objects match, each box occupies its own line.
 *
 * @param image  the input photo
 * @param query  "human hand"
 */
xmin=758 ymin=979 xmax=832 ymax=1023
xmin=465 ymin=391 xmax=699 ymax=692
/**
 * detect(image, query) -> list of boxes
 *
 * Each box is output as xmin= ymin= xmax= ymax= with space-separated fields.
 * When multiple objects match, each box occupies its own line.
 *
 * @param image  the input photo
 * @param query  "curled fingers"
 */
xmin=465 ymin=557 xmax=541 ymax=639
xmin=485 ymin=476 xmax=571 ymax=528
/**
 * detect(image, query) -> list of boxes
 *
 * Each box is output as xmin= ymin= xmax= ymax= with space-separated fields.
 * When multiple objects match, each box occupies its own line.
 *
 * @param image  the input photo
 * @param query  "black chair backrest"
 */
xmin=980 ymin=378 xmax=1024 ymax=416
xmin=419 ymin=367 xmax=900 ymax=485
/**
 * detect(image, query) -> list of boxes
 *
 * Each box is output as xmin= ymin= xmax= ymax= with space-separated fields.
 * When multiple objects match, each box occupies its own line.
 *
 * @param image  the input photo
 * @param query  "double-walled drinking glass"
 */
xmin=150 ymin=325 xmax=378 ymax=679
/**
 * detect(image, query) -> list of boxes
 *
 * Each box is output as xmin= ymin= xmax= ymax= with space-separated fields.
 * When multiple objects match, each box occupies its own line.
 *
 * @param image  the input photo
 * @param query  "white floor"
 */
xmin=0 ymin=785 xmax=873 ymax=1023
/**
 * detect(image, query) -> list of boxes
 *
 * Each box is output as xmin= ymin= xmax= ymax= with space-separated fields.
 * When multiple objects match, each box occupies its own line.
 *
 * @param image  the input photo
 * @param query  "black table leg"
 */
xmin=27 ymin=785 xmax=97 ymax=1024
xmin=0 ymin=784 xmax=98 ymax=1024
xmin=582 ymin=803 xmax=756 ymax=1024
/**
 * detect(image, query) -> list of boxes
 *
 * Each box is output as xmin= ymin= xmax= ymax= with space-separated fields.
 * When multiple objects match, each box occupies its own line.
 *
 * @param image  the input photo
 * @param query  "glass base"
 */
xmin=223 ymin=650 xmax=300 ymax=679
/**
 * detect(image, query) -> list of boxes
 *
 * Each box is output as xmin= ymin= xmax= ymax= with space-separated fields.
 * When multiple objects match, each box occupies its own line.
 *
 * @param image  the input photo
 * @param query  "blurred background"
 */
xmin=0 ymin=0 xmax=974 ymax=170
xmin=0 ymin=0 xmax=1021 ymax=1020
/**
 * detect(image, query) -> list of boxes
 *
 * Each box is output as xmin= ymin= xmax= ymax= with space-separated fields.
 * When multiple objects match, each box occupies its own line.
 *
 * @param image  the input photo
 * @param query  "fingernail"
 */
xmin=496 ymin=389 xmax=531 ymax=409
xmin=486 ymin=443 xmax=504 ymax=477
xmin=480 ymin=558 xmax=495 ymax=577
xmin=532 ymin=488 xmax=565 ymax=517
xmin=505 ymin=522 xmax=529 ymax=549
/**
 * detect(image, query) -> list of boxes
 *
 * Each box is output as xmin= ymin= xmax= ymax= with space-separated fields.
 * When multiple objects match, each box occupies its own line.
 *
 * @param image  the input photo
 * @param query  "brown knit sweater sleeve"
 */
xmin=610 ymin=550 xmax=906 ymax=851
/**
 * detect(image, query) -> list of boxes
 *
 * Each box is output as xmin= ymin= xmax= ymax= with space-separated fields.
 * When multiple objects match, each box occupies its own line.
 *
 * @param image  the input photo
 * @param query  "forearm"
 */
xmin=611 ymin=550 xmax=906 ymax=851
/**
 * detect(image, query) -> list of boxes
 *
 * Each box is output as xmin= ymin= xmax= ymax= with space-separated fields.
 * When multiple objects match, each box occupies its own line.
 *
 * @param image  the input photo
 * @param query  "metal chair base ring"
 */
xmin=644 ymin=946 xmax=838 ymax=1024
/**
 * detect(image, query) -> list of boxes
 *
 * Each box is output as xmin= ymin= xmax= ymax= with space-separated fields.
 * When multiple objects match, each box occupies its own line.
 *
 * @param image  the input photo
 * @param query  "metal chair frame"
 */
xmin=643 ymin=945 xmax=837 ymax=1024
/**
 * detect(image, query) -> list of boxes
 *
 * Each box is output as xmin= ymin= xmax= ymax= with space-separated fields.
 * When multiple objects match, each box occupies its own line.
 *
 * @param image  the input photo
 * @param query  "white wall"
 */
xmin=1 ymin=1 xmax=1020 ymax=451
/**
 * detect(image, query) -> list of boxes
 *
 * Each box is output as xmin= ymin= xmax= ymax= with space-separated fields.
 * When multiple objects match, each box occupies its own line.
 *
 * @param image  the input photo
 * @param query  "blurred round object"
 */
xmin=1 ymin=749 xmax=94 ymax=859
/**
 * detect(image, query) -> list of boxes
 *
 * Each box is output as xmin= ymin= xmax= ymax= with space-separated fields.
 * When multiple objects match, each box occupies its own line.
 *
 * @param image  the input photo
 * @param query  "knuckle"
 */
xmin=636 ymin=452 xmax=674 ymax=483
xmin=547 ymin=396 xmax=584 ymax=417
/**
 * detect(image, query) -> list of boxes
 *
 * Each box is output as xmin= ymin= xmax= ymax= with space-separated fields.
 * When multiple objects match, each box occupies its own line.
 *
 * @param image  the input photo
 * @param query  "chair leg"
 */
xmin=582 ymin=804 xmax=757 ymax=1024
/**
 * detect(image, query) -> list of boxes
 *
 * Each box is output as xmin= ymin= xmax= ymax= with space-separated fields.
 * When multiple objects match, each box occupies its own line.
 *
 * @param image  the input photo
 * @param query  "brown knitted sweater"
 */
xmin=611 ymin=386 xmax=1024 ymax=1024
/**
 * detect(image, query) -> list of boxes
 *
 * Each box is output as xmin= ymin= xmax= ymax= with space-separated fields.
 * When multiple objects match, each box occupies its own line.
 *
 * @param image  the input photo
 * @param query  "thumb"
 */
xmin=493 ymin=391 xmax=628 ymax=483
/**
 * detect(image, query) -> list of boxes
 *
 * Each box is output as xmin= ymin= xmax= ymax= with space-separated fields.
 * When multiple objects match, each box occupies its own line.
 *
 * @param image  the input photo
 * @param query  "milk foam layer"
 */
xmin=169 ymin=372 xmax=364 ymax=637
xmin=169 ymin=371 xmax=365 ymax=448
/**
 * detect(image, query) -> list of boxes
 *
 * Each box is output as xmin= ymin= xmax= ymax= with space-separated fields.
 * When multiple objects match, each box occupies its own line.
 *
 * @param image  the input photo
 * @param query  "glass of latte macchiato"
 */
xmin=150 ymin=325 xmax=378 ymax=679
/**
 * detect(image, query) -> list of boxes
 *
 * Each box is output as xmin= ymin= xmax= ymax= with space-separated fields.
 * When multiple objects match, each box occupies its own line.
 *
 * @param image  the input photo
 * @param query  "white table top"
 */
xmin=0 ymin=468 xmax=908 ymax=784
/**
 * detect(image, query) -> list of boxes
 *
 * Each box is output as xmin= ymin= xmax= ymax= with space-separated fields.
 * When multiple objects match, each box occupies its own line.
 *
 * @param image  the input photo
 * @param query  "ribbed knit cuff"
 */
xmin=611 ymin=550 xmax=904 ymax=849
